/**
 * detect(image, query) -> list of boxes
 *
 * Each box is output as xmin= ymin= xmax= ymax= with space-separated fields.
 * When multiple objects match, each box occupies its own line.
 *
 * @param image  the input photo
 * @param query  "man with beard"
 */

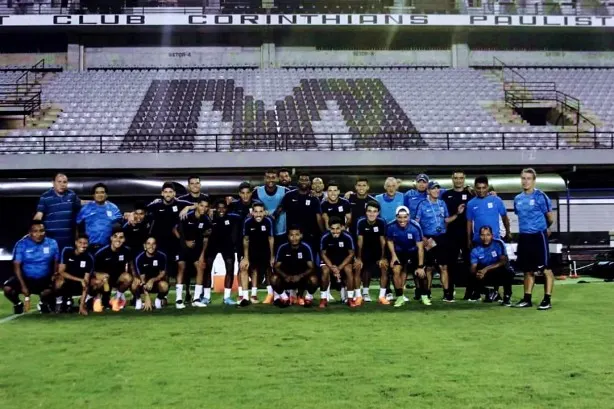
xmin=278 ymin=168 xmax=297 ymax=190
xmin=123 ymin=201 xmax=150 ymax=260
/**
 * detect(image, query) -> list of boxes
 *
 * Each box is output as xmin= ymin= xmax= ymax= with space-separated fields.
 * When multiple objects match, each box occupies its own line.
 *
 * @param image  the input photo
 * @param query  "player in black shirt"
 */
xmin=203 ymin=200 xmax=241 ymax=305
xmin=271 ymin=225 xmax=318 ymax=308
xmin=278 ymin=168 xmax=297 ymax=191
xmin=56 ymin=234 xmax=94 ymax=315
xmin=347 ymin=177 xmax=376 ymax=237
xmin=123 ymin=201 xmax=150 ymax=260
xmin=321 ymin=180 xmax=352 ymax=230
xmin=92 ymin=228 xmax=134 ymax=312
xmin=354 ymin=200 xmax=388 ymax=303
xmin=178 ymin=175 xmax=210 ymax=204
xmin=441 ymin=170 xmax=474 ymax=300
xmin=239 ymin=202 xmax=274 ymax=306
xmin=134 ymin=237 xmax=169 ymax=311
xmin=319 ymin=217 xmax=356 ymax=308
xmin=229 ymin=182 xmax=256 ymax=223
xmin=279 ymin=173 xmax=324 ymax=258
xmin=173 ymin=197 xmax=212 ymax=309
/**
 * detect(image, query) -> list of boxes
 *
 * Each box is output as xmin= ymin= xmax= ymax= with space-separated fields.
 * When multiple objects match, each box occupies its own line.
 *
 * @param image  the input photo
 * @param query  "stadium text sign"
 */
xmin=0 ymin=14 xmax=613 ymax=27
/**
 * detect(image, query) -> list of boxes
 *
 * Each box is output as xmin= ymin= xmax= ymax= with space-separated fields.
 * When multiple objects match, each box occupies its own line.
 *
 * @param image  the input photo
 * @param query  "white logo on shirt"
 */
xmin=487 ymin=202 xmax=493 ymax=209
xmin=118 ymin=255 xmax=124 ymax=261
xmin=172 ymin=206 xmax=178 ymax=212
xmin=106 ymin=210 xmax=113 ymax=217
xmin=298 ymin=252 xmax=303 ymax=259
xmin=80 ymin=260 xmax=86 ymax=268
xmin=224 ymin=220 xmax=230 ymax=225
xmin=153 ymin=260 xmax=158 ymax=267
xmin=491 ymin=251 xmax=497 ymax=257
xmin=373 ymin=226 xmax=379 ymax=232
xmin=529 ymin=199 xmax=535 ymax=206
xmin=337 ymin=205 xmax=344 ymax=212
xmin=305 ymin=200 xmax=311 ymax=206
xmin=407 ymin=233 xmax=413 ymax=239
xmin=462 ymin=194 xmax=467 ymax=200
xmin=338 ymin=242 xmax=344 ymax=248
xmin=198 ymin=223 xmax=204 ymax=228
xmin=261 ymin=225 xmax=266 ymax=231
xmin=43 ymin=247 xmax=50 ymax=254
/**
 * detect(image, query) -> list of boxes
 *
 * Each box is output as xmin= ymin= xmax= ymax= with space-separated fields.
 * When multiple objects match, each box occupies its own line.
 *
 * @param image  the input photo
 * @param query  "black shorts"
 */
xmin=4 ymin=275 xmax=53 ymax=295
xmin=205 ymin=249 xmax=235 ymax=262
xmin=516 ymin=231 xmax=550 ymax=272
xmin=424 ymin=234 xmax=451 ymax=267
xmin=62 ymin=279 xmax=85 ymax=296
xmin=178 ymin=245 xmax=203 ymax=264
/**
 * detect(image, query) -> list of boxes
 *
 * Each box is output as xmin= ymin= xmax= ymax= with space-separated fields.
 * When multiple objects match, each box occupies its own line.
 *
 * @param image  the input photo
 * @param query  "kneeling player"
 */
xmin=240 ymin=202 xmax=275 ymax=307
xmin=354 ymin=201 xmax=388 ymax=304
xmin=320 ymin=217 xmax=356 ymax=308
xmin=92 ymin=228 xmax=134 ymax=312
xmin=55 ymin=234 xmax=95 ymax=315
xmin=469 ymin=226 xmax=512 ymax=306
xmin=4 ymin=220 xmax=59 ymax=314
xmin=386 ymin=206 xmax=428 ymax=307
xmin=134 ymin=237 xmax=169 ymax=311
xmin=271 ymin=225 xmax=319 ymax=307
xmin=174 ymin=198 xmax=212 ymax=308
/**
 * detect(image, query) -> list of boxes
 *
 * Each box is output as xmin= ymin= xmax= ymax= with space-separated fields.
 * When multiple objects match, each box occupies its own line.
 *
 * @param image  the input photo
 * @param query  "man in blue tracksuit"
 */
xmin=76 ymin=183 xmax=123 ymax=254
xmin=513 ymin=168 xmax=554 ymax=310
xmin=470 ymin=225 xmax=513 ymax=306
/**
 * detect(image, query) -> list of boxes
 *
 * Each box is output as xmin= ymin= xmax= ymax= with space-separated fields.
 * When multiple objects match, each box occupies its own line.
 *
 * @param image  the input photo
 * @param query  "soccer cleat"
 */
xmin=297 ymin=297 xmax=305 ymax=306
xmin=110 ymin=299 xmax=120 ymax=312
xmin=239 ymin=298 xmax=251 ymax=307
xmin=385 ymin=293 xmax=394 ymax=301
xmin=116 ymin=298 xmax=126 ymax=310
xmin=348 ymin=299 xmax=358 ymax=308
xmin=93 ymin=298 xmax=104 ymax=313
xmin=289 ymin=296 xmax=298 ymax=305
xmin=363 ymin=293 xmax=372 ymax=303
xmin=537 ymin=299 xmax=552 ymax=310
xmin=13 ymin=302 xmax=24 ymax=315
xmin=263 ymin=294 xmax=274 ymax=304
xmin=502 ymin=295 xmax=512 ymax=307
xmin=175 ymin=300 xmax=186 ymax=309
xmin=223 ymin=297 xmax=237 ymax=306
xmin=201 ymin=297 xmax=211 ymax=306
xmin=492 ymin=293 xmax=502 ymax=303
xmin=250 ymin=296 xmax=260 ymax=304
xmin=468 ymin=294 xmax=481 ymax=302
xmin=443 ymin=296 xmax=455 ymax=303
xmin=192 ymin=299 xmax=207 ymax=308
xmin=514 ymin=300 xmax=533 ymax=308
xmin=378 ymin=296 xmax=391 ymax=305
xmin=421 ymin=295 xmax=432 ymax=306
xmin=304 ymin=298 xmax=313 ymax=307
xmin=355 ymin=296 xmax=363 ymax=306
xmin=394 ymin=296 xmax=406 ymax=308
xmin=403 ymin=295 xmax=410 ymax=302
xmin=274 ymin=298 xmax=290 ymax=308
xmin=319 ymin=299 xmax=328 ymax=309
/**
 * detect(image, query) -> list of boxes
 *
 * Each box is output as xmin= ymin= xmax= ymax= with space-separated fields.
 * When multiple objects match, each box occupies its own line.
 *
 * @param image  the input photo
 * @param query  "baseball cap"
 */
xmin=415 ymin=174 xmax=429 ymax=183
xmin=427 ymin=181 xmax=441 ymax=190
xmin=395 ymin=205 xmax=410 ymax=216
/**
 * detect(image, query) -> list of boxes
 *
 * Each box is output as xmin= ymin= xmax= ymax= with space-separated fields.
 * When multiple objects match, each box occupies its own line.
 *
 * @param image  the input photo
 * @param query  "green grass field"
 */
xmin=1 ymin=283 xmax=613 ymax=409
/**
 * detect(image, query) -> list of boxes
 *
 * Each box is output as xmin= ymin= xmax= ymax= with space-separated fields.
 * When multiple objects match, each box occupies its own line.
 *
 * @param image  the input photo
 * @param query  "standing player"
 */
xmin=240 ymin=202 xmax=275 ymax=306
xmin=123 ymin=201 xmax=150 ymax=260
xmin=386 ymin=206 xmax=428 ymax=307
xmin=271 ymin=225 xmax=319 ymax=307
xmin=513 ymin=168 xmax=554 ymax=310
xmin=320 ymin=180 xmax=352 ymax=230
xmin=375 ymin=177 xmax=405 ymax=224
xmin=173 ymin=198 xmax=212 ymax=308
xmin=354 ymin=201 xmax=387 ymax=303
xmin=278 ymin=168 xmax=297 ymax=190
xmin=203 ymin=200 xmax=242 ymax=305
xmin=441 ymin=171 xmax=474 ymax=299
xmin=178 ymin=175 xmax=210 ymax=204
xmin=4 ymin=221 xmax=59 ymax=314
xmin=469 ymin=226 xmax=513 ymax=306
xmin=416 ymin=181 xmax=465 ymax=302
xmin=229 ymin=181 xmax=257 ymax=301
xmin=404 ymin=174 xmax=430 ymax=219
xmin=311 ymin=177 xmax=326 ymax=201
xmin=134 ymin=237 xmax=169 ymax=311
xmin=346 ymin=177 xmax=376 ymax=236
xmin=76 ymin=183 xmax=123 ymax=253
xmin=319 ymin=217 xmax=356 ymax=308
xmin=56 ymin=234 xmax=94 ymax=315
xmin=34 ymin=172 xmax=82 ymax=252
xmin=92 ymin=228 xmax=134 ymax=312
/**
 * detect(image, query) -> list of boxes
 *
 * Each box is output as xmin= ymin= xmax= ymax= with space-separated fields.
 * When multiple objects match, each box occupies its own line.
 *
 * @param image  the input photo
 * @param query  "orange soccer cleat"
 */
xmin=263 ymin=294 xmax=274 ymax=304
xmin=348 ymin=299 xmax=358 ymax=308
xmin=319 ymin=299 xmax=328 ymax=309
xmin=355 ymin=296 xmax=363 ymax=306
xmin=378 ymin=296 xmax=391 ymax=305
xmin=298 ymin=297 xmax=305 ymax=306
xmin=93 ymin=298 xmax=104 ymax=313
xmin=289 ymin=296 xmax=298 ymax=305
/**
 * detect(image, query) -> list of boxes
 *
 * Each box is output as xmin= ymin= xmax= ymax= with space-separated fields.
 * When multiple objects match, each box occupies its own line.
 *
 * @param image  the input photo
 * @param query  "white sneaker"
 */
xmin=154 ymin=298 xmax=163 ymax=309
xmin=175 ymin=300 xmax=186 ymax=309
xmin=385 ymin=293 xmax=394 ymax=301
xmin=403 ymin=296 xmax=410 ymax=302
xmin=135 ymin=299 xmax=143 ymax=310
xmin=363 ymin=293 xmax=372 ymax=303
xmin=192 ymin=299 xmax=207 ymax=308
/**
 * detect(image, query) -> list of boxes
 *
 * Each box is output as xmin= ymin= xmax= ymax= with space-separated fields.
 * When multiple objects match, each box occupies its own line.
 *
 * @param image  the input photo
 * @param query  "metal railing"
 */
xmin=0 ymin=131 xmax=610 ymax=154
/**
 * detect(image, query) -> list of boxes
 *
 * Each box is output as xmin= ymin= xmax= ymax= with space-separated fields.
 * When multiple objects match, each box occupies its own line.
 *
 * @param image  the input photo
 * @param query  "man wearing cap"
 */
xmin=375 ymin=177 xmax=405 ymax=224
xmin=416 ymin=181 xmax=465 ymax=302
xmin=386 ymin=206 xmax=428 ymax=307
xmin=404 ymin=174 xmax=431 ymax=219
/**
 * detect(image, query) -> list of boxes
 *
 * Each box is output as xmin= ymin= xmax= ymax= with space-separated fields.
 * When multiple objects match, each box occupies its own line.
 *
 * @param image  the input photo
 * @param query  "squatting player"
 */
xmin=469 ymin=226 xmax=512 ymax=306
xmin=513 ymin=168 xmax=554 ymax=310
xmin=354 ymin=200 xmax=388 ymax=303
xmin=320 ymin=216 xmax=357 ymax=308
xmin=272 ymin=225 xmax=319 ymax=307
xmin=56 ymin=234 xmax=95 ymax=315
xmin=240 ymin=202 xmax=275 ymax=306
xmin=4 ymin=220 xmax=60 ymax=314
xmin=386 ymin=206 xmax=428 ymax=307
xmin=134 ymin=237 xmax=169 ymax=311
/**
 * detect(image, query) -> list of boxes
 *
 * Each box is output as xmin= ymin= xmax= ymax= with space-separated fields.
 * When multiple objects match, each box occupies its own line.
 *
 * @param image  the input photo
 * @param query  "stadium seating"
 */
xmin=3 ymin=67 xmax=612 ymax=154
